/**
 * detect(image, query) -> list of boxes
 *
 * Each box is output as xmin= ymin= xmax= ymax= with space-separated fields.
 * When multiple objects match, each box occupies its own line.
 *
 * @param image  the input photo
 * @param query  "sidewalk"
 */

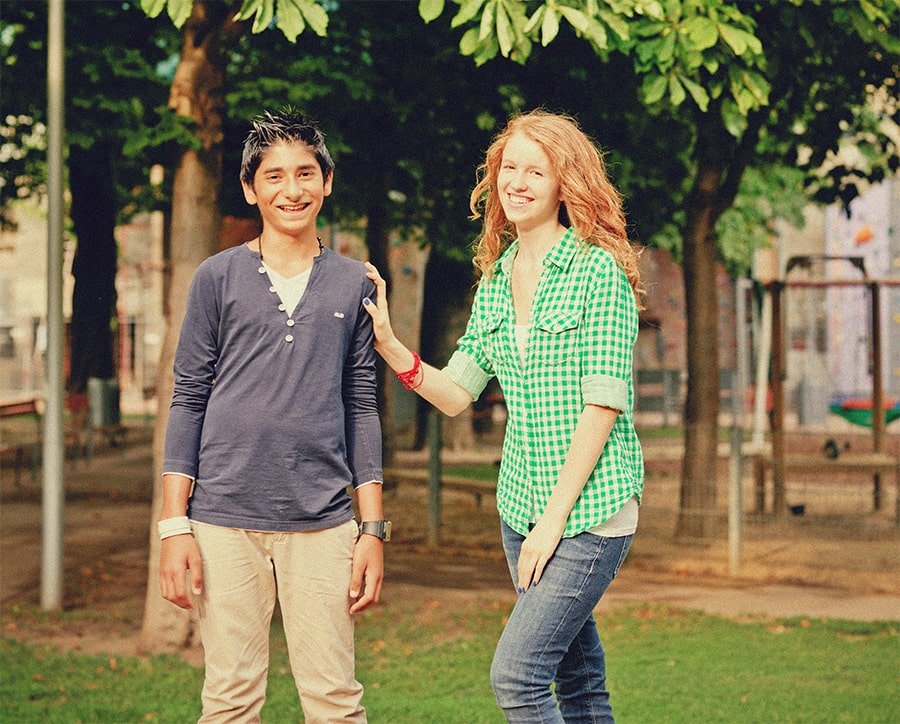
xmin=2 ymin=433 xmax=898 ymax=622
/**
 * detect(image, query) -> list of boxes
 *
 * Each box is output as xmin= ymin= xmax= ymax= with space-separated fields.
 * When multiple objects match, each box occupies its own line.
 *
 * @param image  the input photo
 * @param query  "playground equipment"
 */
xmin=751 ymin=255 xmax=899 ymax=523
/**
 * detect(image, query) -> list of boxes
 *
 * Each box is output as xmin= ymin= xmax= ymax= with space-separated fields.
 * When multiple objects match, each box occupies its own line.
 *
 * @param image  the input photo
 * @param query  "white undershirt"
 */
xmin=264 ymin=263 xmax=312 ymax=316
xmin=514 ymin=323 xmax=638 ymax=537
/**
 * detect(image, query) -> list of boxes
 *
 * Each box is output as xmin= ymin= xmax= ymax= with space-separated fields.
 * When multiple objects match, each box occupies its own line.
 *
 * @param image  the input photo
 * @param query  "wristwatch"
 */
xmin=359 ymin=519 xmax=392 ymax=542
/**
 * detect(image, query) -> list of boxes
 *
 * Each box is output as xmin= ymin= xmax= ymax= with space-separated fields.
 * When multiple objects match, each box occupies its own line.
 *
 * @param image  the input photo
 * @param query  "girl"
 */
xmin=363 ymin=110 xmax=644 ymax=723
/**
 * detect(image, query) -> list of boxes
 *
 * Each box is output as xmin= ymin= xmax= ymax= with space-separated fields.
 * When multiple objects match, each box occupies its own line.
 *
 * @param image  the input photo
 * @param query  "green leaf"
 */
xmin=584 ymin=18 xmax=608 ymax=49
xmin=459 ymin=27 xmax=482 ymax=55
xmin=523 ymin=6 xmax=543 ymax=35
xmin=642 ymin=73 xmax=667 ymax=104
xmin=679 ymin=74 xmax=709 ymax=112
xmin=275 ymin=0 xmax=304 ymax=41
xmin=451 ymin=0 xmax=487 ymax=28
xmin=479 ymin=0 xmax=495 ymax=41
xmin=496 ymin=2 xmax=514 ymax=56
xmin=297 ymin=0 xmax=328 ymax=36
xmin=684 ymin=16 xmax=718 ymax=51
xmin=658 ymin=28 xmax=676 ymax=63
xmin=721 ymin=98 xmax=747 ymax=138
xmin=166 ymin=0 xmax=192 ymax=28
xmin=541 ymin=7 xmax=560 ymax=46
xmin=634 ymin=20 xmax=668 ymax=38
xmin=558 ymin=6 xmax=590 ymax=33
xmin=473 ymin=34 xmax=500 ymax=64
xmin=237 ymin=0 xmax=274 ymax=33
xmin=635 ymin=37 xmax=662 ymax=65
xmin=139 ymin=0 xmax=167 ymax=19
xmin=418 ymin=0 xmax=444 ymax=24
xmin=717 ymin=23 xmax=760 ymax=56
xmin=743 ymin=70 xmax=770 ymax=105
xmin=234 ymin=0 xmax=259 ymax=21
xmin=598 ymin=9 xmax=630 ymax=41
xmin=668 ymin=74 xmax=686 ymax=107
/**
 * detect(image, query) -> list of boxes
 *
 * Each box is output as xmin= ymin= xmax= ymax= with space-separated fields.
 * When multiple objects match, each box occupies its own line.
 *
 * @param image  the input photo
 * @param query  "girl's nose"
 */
xmin=510 ymin=171 xmax=527 ymax=189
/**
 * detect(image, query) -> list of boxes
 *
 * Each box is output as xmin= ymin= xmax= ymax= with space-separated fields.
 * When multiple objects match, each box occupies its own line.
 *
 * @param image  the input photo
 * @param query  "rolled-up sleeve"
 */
xmin=441 ymin=284 xmax=495 ymax=401
xmin=580 ymin=259 xmax=638 ymax=412
xmin=443 ymin=349 xmax=492 ymax=401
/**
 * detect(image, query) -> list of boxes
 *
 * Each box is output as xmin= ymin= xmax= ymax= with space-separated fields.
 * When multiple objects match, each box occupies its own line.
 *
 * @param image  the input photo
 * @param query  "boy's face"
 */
xmin=242 ymin=141 xmax=333 ymax=239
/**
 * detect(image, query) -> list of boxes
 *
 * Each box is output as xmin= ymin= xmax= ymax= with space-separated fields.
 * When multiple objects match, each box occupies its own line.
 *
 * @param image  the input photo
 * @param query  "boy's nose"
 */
xmin=283 ymin=177 xmax=302 ymax=198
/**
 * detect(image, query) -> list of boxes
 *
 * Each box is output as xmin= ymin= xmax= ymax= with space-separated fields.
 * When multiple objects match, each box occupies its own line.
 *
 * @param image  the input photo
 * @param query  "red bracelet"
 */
xmin=395 ymin=351 xmax=423 ymax=391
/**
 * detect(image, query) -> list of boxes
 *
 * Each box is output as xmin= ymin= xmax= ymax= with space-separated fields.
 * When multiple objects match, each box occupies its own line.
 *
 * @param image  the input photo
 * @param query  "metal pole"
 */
xmin=728 ymin=279 xmax=750 ymax=574
xmin=751 ymin=290 xmax=772 ymax=452
xmin=770 ymin=282 xmax=787 ymax=517
xmin=869 ymin=282 xmax=884 ymax=510
xmin=426 ymin=410 xmax=442 ymax=545
xmin=42 ymin=0 xmax=66 ymax=611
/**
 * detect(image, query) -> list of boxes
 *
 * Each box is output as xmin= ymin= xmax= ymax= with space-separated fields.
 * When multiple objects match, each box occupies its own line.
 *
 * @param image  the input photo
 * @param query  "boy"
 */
xmin=158 ymin=109 xmax=387 ymax=723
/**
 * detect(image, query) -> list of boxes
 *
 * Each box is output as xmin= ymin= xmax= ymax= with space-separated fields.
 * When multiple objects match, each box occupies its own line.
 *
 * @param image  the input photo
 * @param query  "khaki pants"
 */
xmin=192 ymin=519 xmax=365 ymax=723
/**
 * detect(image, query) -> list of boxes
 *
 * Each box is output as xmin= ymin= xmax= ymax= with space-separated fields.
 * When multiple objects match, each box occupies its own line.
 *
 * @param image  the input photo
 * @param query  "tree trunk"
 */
xmin=67 ymin=142 xmax=118 ymax=395
xmin=140 ymin=0 xmax=230 ymax=654
xmin=365 ymin=192 xmax=395 ymax=468
xmin=415 ymin=250 xmax=474 ymax=449
xmin=675 ymin=113 xmax=728 ymax=539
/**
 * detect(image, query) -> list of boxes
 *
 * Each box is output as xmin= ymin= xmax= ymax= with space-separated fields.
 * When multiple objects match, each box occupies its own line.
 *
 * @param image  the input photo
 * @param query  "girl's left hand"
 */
xmin=516 ymin=517 xmax=566 ymax=592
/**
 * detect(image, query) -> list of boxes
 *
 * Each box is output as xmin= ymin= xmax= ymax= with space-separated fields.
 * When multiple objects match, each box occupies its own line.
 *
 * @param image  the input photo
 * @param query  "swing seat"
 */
xmin=829 ymin=397 xmax=900 ymax=428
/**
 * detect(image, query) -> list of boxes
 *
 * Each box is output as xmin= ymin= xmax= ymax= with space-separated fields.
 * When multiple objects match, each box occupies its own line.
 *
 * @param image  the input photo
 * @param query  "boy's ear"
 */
xmin=242 ymin=179 xmax=258 ymax=206
xmin=323 ymin=171 xmax=334 ymax=197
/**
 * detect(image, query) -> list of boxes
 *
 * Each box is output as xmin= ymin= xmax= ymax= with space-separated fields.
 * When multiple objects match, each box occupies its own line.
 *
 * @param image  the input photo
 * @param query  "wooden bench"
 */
xmin=751 ymin=452 xmax=899 ymax=521
xmin=384 ymin=467 xmax=496 ymax=506
xmin=0 ymin=398 xmax=42 ymax=485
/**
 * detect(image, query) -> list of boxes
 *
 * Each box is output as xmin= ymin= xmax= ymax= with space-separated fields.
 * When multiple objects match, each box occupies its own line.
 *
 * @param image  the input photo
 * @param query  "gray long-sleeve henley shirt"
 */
xmin=163 ymin=243 xmax=382 ymax=532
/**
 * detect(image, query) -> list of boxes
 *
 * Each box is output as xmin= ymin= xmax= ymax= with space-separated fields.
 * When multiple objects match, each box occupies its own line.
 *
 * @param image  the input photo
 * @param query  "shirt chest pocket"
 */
xmin=532 ymin=311 xmax=581 ymax=366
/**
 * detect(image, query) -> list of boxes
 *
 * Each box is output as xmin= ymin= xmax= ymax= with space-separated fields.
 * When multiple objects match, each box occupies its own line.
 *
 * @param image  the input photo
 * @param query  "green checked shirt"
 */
xmin=443 ymin=228 xmax=644 ymax=537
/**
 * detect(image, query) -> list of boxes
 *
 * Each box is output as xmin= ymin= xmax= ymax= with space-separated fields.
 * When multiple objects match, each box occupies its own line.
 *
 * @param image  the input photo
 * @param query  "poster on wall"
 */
xmin=823 ymin=181 xmax=893 ymax=405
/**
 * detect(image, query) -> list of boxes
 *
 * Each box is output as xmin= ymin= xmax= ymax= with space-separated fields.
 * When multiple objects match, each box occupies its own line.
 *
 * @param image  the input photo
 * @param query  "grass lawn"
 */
xmin=2 ymin=599 xmax=896 ymax=723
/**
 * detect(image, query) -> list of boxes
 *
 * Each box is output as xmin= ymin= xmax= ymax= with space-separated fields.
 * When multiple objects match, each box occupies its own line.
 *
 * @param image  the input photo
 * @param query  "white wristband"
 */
xmin=158 ymin=516 xmax=192 ymax=540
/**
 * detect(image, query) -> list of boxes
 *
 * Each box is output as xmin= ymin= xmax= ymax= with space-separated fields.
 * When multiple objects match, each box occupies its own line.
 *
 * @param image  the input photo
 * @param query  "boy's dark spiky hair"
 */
xmin=240 ymin=107 xmax=334 ymax=185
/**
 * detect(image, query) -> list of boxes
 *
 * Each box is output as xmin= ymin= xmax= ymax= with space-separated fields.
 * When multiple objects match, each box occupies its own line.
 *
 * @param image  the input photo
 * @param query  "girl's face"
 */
xmin=496 ymin=132 xmax=562 ymax=236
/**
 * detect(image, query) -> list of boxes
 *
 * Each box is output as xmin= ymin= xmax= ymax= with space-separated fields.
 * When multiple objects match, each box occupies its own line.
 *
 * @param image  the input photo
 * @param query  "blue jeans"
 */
xmin=491 ymin=520 xmax=633 ymax=723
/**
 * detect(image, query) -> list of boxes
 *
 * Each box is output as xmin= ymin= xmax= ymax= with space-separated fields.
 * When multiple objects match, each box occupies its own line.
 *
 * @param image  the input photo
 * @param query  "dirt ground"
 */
xmin=1 ymin=429 xmax=898 ymax=662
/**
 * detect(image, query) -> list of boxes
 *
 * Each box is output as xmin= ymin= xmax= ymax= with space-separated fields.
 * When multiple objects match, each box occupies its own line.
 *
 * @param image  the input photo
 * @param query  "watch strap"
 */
xmin=359 ymin=520 xmax=391 ymax=542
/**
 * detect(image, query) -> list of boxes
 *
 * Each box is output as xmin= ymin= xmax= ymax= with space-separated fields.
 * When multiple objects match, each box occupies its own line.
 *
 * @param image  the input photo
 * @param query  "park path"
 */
xmin=1 ymin=433 xmax=898 ymax=622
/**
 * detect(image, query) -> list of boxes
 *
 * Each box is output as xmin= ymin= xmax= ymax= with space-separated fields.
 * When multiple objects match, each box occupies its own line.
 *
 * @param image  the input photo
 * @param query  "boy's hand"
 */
xmin=349 ymin=533 xmax=384 ymax=613
xmin=159 ymin=535 xmax=203 ymax=610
